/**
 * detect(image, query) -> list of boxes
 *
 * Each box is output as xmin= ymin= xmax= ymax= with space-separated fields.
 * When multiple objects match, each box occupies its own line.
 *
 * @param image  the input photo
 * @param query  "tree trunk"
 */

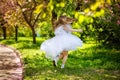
xmin=31 ymin=27 xmax=36 ymax=44
xmin=2 ymin=27 xmax=6 ymax=39
xmin=52 ymin=11 xmax=57 ymax=30
xmin=15 ymin=26 xmax=18 ymax=41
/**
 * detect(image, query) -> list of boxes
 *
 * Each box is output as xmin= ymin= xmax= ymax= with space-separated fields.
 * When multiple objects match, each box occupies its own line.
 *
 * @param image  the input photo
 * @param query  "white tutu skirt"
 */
xmin=40 ymin=34 xmax=83 ymax=60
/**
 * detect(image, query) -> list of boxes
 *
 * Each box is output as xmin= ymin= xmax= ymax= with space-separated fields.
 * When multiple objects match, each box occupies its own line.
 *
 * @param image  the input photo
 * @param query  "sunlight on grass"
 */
xmin=0 ymin=37 xmax=120 ymax=80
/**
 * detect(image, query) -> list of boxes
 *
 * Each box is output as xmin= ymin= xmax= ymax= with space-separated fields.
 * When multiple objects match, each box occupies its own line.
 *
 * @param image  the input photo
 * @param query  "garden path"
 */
xmin=0 ymin=44 xmax=23 ymax=80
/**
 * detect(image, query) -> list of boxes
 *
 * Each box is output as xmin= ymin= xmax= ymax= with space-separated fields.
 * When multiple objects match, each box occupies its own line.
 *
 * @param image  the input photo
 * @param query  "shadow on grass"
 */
xmin=1 ymin=38 xmax=120 ymax=79
xmin=0 ymin=38 xmax=15 ymax=45
xmin=69 ymin=45 xmax=120 ymax=71
xmin=23 ymin=49 xmax=120 ymax=80
xmin=0 ymin=37 xmax=44 ymax=49
xmin=24 ymin=60 xmax=120 ymax=80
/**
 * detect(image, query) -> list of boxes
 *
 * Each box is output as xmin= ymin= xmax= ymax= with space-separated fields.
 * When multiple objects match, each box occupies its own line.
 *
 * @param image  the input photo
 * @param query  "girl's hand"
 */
xmin=78 ymin=29 xmax=83 ymax=33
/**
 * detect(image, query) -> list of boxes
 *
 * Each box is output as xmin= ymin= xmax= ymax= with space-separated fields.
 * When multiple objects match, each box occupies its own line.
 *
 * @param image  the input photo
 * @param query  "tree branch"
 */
xmin=29 ymin=0 xmax=37 ymax=24
xmin=32 ymin=12 xmax=41 ymax=27
xmin=16 ymin=0 xmax=32 ymax=27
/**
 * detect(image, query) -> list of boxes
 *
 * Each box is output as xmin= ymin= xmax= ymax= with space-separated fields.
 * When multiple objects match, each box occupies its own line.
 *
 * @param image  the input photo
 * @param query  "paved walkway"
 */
xmin=0 ymin=44 xmax=23 ymax=80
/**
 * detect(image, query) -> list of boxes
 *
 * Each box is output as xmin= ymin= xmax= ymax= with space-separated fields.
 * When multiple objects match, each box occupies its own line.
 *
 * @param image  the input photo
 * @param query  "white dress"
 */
xmin=40 ymin=24 xmax=83 ymax=60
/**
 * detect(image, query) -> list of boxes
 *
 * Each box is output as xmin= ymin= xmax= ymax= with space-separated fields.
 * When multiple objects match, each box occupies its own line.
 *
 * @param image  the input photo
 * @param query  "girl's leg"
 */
xmin=53 ymin=55 xmax=59 ymax=67
xmin=58 ymin=53 xmax=64 ymax=59
xmin=53 ymin=53 xmax=64 ymax=67
xmin=53 ymin=51 xmax=68 ymax=68
xmin=61 ymin=51 xmax=68 ymax=68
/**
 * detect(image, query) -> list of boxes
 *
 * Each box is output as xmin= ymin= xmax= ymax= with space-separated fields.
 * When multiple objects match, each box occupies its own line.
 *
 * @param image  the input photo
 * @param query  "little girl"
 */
xmin=40 ymin=16 xmax=83 ymax=68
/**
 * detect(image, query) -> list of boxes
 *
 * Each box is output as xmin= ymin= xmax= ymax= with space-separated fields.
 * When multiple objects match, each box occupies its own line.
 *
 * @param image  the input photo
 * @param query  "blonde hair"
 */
xmin=52 ymin=15 xmax=76 ymax=30
xmin=52 ymin=16 xmax=66 ymax=30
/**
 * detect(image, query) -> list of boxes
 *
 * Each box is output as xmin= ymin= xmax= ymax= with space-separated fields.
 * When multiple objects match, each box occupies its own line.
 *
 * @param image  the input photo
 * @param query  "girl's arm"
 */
xmin=63 ymin=25 xmax=83 ymax=33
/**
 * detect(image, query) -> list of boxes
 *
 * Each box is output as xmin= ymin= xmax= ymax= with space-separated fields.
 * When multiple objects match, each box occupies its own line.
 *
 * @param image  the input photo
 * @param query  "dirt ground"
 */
xmin=0 ymin=44 xmax=23 ymax=80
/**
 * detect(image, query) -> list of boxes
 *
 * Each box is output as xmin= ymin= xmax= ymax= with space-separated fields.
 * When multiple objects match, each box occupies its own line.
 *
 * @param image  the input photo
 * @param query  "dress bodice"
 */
xmin=54 ymin=24 xmax=71 ymax=35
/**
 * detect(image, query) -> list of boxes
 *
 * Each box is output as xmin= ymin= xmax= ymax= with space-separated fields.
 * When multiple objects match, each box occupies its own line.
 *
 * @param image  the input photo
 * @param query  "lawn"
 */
xmin=0 ymin=37 xmax=120 ymax=80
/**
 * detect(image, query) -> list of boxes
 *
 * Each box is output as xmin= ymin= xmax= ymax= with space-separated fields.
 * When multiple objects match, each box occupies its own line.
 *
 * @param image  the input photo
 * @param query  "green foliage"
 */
xmin=71 ymin=0 xmax=120 ymax=48
xmin=0 ymin=37 xmax=120 ymax=80
xmin=18 ymin=27 xmax=32 ymax=37
xmin=92 ymin=4 xmax=120 ymax=47
xmin=37 ymin=21 xmax=54 ymax=38
xmin=52 ymin=0 xmax=77 ymax=17
xmin=1 ymin=0 xmax=120 ymax=46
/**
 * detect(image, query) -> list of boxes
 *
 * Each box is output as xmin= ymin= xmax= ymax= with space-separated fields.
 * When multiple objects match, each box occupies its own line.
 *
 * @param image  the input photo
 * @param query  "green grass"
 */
xmin=0 ymin=37 xmax=120 ymax=80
